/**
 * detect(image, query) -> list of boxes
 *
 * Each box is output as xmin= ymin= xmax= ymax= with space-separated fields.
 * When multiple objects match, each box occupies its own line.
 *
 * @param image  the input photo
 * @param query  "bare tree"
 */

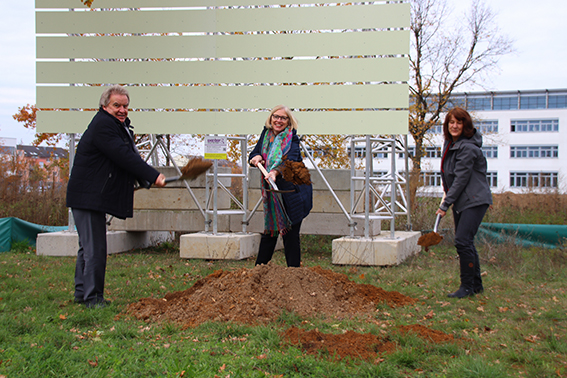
xmin=408 ymin=0 xmax=513 ymax=200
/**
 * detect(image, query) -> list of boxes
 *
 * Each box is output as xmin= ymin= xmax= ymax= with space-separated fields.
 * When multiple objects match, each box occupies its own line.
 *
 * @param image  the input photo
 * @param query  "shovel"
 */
xmin=141 ymin=157 xmax=213 ymax=187
xmin=417 ymin=194 xmax=446 ymax=250
xmin=256 ymin=163 xmax=292 ymax=226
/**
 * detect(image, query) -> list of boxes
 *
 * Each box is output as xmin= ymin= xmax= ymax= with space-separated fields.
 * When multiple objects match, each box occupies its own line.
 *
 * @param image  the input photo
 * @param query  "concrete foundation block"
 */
xmin=108 ymin=210 xmax=217 ymax=232
xmin=180 ymin=232 xmax=260 ymax=260
xmin=36 ymin=230 xmax=174 ymax=257
xmin=331 ymin=231 xmax=421 ymax=266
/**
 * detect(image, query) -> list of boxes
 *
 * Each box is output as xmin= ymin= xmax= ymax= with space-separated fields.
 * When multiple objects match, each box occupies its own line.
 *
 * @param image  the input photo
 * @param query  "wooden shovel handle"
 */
xmin=255 ymin=164 xmax=279 ymax=191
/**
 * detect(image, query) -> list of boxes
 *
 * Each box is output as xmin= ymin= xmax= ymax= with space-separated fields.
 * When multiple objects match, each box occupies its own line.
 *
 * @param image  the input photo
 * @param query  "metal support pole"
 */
xmin=349 ymin=136 xmax=356 ymax=237
xmin=212 ymin=159 xmax=219 ymax=234
xmin=390 ymin=139 xmax=396 ymax=239
xmin=404 ymin=134 xmax=412 ymax=230
xmin=240 ymin=135 xmax=249 ymax=233
xmin=364 ymin=135 xmax=371 ymax=239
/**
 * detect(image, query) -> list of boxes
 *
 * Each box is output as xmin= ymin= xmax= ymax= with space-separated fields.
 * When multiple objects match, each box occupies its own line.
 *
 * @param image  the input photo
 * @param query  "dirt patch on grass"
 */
xmin=127 ymin=263 xmax=455 ymax=361
xmin=282 ymin=326 xmax=397 ymax=362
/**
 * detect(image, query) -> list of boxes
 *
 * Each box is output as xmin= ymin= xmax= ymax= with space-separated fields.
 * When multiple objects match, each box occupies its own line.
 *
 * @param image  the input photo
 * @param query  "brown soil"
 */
xmin=127 ymin=264 xmax=416 ymax=327
xmin=281 ymin=158 xmax=311 ymax=185
xmin=126 ymin=263 xmax=457 ymax=362
xmin=417 ymin=231 xmax=443 ymax=250
xmin=282 ymin=326 xmax=396 ymax=362
xmin=282 ymin=324 xmax=456 ymax=362
xmin=180 ymin=157 xmax=213 ymax=180
xmin=397 ymin=324 xmax=455 ymax=343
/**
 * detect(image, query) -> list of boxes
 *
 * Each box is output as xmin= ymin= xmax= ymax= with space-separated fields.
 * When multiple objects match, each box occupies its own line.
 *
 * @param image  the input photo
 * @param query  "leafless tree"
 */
xmin=408 ymin=0 xmax=514 ymax=200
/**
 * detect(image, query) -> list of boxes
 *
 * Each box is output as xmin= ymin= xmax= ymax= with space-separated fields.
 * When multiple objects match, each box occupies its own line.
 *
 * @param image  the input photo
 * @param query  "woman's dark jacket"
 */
xmin=66 ymin=108 xmax=160 ymax=219
xmin=440 ymin=129 xmax=492 ymax=213
xmin=249 ymin=127 xmax=313 ymax=225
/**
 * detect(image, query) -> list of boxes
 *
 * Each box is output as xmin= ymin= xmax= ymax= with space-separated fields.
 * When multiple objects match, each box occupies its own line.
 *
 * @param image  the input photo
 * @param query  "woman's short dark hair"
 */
xmin=443 ymin=107 xmax=475 ymax=141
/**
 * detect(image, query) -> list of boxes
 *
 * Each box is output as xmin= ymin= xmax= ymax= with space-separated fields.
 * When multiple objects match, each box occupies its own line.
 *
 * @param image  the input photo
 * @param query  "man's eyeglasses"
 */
xmin=272 ymin=114 xmax=289 ymax=121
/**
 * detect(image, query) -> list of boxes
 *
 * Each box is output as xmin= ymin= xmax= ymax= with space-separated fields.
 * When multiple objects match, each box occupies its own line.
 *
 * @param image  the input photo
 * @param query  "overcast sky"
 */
xmin=1 ymin=1 xmax=566 ymax=145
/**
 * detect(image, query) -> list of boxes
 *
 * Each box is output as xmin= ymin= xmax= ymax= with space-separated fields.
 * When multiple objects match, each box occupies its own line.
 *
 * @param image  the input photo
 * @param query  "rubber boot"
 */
xmin=448 ymin=256 xmax=475 ymax=298
xmin=473 ymin=253 xmax=484 ymax=294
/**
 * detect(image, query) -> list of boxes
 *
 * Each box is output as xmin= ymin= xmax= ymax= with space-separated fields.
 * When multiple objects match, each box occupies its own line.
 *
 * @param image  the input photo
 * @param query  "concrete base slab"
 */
xmin=331 ymin=231 xmax=421 ymax=266
xmin=36 ymin=231 xmax=174 ymax=257
xmin=180 ymin=232 xmax=260 ymax=260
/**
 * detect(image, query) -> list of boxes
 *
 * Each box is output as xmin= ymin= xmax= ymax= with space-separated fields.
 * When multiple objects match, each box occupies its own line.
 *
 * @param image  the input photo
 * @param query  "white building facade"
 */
xmin=371 ymin=89 xmax=567 ymax=194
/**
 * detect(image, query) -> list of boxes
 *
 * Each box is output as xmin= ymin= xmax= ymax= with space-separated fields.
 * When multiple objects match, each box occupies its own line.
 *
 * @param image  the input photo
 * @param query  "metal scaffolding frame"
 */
xmin=67 ymin=133 xmax=412 ymax=238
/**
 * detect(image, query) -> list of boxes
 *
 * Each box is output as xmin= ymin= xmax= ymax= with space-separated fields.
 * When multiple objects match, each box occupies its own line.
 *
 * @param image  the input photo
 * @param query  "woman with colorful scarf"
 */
xmin=249 ymin=105 xmax=313 ymax=267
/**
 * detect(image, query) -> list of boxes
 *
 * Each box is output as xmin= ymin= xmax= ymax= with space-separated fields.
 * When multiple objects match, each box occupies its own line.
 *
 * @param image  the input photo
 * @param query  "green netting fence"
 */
xmin=0 ymin=217 xmax=68 ymax=252
xmin=478 ymin=223 xmax=567 ymax=249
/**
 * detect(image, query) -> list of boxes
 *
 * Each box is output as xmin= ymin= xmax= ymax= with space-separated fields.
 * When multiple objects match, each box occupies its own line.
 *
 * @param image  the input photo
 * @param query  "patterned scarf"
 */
xmin=260 ymin=126 xmax=293 ymax=236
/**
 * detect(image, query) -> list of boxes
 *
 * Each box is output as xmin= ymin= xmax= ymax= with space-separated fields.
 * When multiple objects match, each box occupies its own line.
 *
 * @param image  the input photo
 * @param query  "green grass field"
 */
xmin=1 ymin=235 xmax=566 ymax=377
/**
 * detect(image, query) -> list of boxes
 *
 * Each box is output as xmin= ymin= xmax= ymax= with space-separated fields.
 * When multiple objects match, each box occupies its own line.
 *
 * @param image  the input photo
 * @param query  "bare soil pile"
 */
xmin=127 ymin=264 xmax=415 ymax=327
xmin=127 ymin=264 xmax=456 ymax=361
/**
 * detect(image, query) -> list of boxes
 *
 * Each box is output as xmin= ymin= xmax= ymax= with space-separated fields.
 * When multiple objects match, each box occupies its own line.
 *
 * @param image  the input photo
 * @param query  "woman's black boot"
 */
xmin=448 ymin=257 xmax=475 ymax=298
xmin=473 ymin=253 xmax=484 ymax=294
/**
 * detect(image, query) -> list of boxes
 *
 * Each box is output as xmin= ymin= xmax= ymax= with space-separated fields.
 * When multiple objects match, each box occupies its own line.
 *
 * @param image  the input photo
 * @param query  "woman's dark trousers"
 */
xmin=255 ymin=221 xmax=302 ymax=267
xmin=449 ymin=204 xmax=489 ymax=298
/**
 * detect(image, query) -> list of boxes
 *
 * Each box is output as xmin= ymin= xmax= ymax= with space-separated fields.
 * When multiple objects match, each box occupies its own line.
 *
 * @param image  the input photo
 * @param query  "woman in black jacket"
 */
xmin=436 ymin=107 xmax=492 ymax=298
xmin=249 ymin=105 xmax=313 ymax=267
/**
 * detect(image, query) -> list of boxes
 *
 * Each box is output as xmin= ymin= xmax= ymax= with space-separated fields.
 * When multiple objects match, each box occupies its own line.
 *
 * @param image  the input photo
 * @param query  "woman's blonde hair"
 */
xmin=264 ymin=105 xmax=298 ymax=130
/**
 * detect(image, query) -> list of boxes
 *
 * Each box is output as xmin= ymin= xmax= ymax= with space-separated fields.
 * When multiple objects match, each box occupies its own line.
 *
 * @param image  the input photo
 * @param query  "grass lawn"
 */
xmin=1 ymin=236 xmax=566 ymax=377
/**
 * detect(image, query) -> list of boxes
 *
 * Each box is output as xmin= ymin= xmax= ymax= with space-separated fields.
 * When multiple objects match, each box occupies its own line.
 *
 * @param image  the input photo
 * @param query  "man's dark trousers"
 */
xmin=72 ymin=208 xmax=108 ymax=304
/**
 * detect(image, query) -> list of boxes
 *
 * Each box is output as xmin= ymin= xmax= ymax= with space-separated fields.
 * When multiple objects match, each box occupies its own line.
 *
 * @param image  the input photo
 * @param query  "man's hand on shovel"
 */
xmin=154 ymin=173 xmax=166 ymax=187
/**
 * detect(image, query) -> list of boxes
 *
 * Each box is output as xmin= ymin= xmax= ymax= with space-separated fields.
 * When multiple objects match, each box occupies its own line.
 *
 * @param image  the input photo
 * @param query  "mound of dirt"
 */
xmin=127 ymin=264 xmax=416 ymax=328
xmin=126 ymin=264 xmax=462 ymax=362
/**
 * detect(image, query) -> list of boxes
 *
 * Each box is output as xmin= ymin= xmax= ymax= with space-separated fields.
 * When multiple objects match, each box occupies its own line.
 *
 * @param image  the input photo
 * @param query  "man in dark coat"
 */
xmin=66 ymin=85 xmax=166 ymax=308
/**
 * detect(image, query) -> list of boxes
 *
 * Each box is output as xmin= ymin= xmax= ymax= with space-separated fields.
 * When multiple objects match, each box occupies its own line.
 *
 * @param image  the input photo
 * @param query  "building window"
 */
xmin=510 ymin=172 xmax=558 ymax=188
xmin=510 ymin=146 xmax=558 ymax=158
xmin=349 ymin=147 xmax=390 ymax=159
xmin=467 ymin=96 xmax=491 ymax=111
xmin=482 ymin=146 xmax=498 ymax=158
xmin=486 ymin=172 xmax=498 ymax=187
xmin=373 ymin=170 xmax=388 ymax=177
xmin=348 ymin=147 xmax=365 ymax=159
xmin=421 ymin=171 xmax=442 ymax=187
xmin=511 ymin=119 xmax=559 ymax=132
xmin=493 ymin=96 xmax=518 ymax=110
xmin=399 ymin=146 xmax=440 ymax=158
xmin=548 ymin=94 xmax=567 ymax=109
xmin=520 ymin=95 xmax=546 ymax=109
xmin=478 ymin=120 xmax=498 ymax=134
xmin=426 ymin=124 xmax=443 ymax=134
xmin=446 ymin=96 xmax=466 ymax=109
xmin=403 ymin=146 xmax=416 ymax=158
xmin=425 ymin=146 xmax=442 ymax=158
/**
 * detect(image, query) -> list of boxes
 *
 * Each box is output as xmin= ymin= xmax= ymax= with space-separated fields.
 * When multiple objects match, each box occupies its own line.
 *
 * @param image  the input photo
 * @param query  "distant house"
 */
xmin=0 ymin=141 xmax=68 ymax=189
xmin=17 ymin=145 xmax=68 ymax=170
